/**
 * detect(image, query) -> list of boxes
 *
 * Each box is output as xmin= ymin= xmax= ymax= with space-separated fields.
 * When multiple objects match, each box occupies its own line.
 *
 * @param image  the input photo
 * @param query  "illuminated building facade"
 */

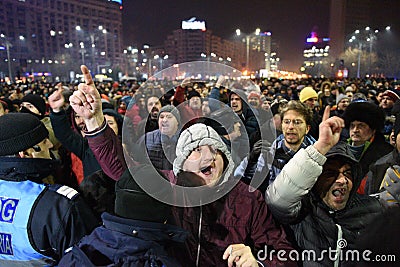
xmin=302 ymin=31 xmax=330 ymax=77
xmin=0 ymin=0 xmax=123 ymax=81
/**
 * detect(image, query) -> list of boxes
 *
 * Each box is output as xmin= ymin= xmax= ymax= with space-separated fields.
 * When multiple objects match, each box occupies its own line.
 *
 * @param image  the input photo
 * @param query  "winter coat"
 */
xmin=137 ymin=129 xmax=178 ymax=170
xmin=347 ymin=133 xmax=392 ymax=179
xmin=86 ymin=124 xmax=297 ymax=267
xmin=58 ymin=212 xmax=186 ymax=267
xmin=0 ymin=156 xmax=99 ymax=264
xmin=266 ymin=143 xmax=383 ymax=266
xmin=365 ymin=149 xmax=400 ymax=194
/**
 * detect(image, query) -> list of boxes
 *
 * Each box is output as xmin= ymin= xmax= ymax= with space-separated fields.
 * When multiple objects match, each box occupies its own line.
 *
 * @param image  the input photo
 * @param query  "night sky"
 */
xmin=122 ymin=0 xmax=400 ymax=72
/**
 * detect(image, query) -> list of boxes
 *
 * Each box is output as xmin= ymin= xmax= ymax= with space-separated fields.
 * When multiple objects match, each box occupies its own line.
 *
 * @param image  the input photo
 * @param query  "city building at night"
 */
xmin=301 ymin=30 xmax=331 ymax=77
xmin=0 ymin=0 xmax=123 ymax=81
xmin=163 ymin=18 xmax=274 ymax=74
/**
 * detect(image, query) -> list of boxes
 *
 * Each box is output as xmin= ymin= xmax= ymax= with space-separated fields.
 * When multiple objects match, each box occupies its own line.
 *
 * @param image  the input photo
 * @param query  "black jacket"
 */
xmin=58 ymin=212 xmax=187 ymax=267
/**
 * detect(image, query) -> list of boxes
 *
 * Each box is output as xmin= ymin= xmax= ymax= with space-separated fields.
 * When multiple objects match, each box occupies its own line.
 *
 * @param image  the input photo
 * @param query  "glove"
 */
xmin=248 ymin=140 xmax=270 ymax=165
xmin=377 ymin=165 xmax=400 ymax=206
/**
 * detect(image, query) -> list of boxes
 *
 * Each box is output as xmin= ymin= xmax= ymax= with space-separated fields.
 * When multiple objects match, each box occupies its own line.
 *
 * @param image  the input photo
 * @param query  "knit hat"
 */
xmin=343 ymin=102 xmax=385 ymax=131
xmin=0 ymin=113 xmax=48 ymax=156
xmin=248 ymin=91 xmax=261 ymax=100
xmin=115 ymin=166 xmax=171 ymax=222
xmin=336 ymin=94 xmax=350 ymax=105
xmin=299 ymin=87 xmax=318 ymax=102
xmin=187 ymin=90 xmax=201 ymax=100
xmin=173 ymin=123 xmax=234 ymax=184
xmin=382 ymin=89 xmax=400 ymax=102
xmin=21 ymin=94 xmax=46 ymax=117
xmin=158 ymin=105 xmax=181 ymax=124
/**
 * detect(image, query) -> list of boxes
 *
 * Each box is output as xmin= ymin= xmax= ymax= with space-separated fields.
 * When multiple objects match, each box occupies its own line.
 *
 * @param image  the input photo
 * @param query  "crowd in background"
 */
xmin=1 ymin=72 xmax=400 ymax=266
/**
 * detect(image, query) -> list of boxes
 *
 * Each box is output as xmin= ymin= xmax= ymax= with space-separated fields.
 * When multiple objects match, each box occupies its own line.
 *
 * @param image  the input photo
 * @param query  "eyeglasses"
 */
xmin=282 ymin=119 xmax=305 ymax=126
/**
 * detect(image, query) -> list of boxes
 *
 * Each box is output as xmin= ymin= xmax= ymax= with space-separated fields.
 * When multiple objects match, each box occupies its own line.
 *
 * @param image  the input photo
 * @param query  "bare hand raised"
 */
xmin=48 ymin=83 xmax=65 ymax=112
xmin=69 ymin=65 xmax=104 ymax=131
xmin=313 ymin=106 xmax=345 ymax=155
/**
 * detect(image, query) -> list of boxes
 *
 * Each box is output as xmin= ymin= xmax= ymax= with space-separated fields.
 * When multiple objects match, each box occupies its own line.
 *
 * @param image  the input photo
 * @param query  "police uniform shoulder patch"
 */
xmin=50 ymin=185 xmax=79 ymax=200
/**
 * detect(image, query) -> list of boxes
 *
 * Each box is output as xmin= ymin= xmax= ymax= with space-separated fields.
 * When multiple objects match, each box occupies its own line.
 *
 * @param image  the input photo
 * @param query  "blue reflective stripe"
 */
xmin=0 ymin=180 xmax=52 ymax=263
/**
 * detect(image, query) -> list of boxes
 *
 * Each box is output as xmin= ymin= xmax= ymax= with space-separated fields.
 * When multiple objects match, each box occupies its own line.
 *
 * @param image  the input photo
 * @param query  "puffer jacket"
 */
xmin=266 ymin=142 xmax=383 ymax=266
xmin=365 ymin=149 xmax=399 ymax=194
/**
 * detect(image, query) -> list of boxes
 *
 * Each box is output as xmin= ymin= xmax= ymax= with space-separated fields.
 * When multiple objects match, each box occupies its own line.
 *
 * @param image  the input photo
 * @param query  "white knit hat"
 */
xmin=173 ymin=123 xmax=234 ymax=184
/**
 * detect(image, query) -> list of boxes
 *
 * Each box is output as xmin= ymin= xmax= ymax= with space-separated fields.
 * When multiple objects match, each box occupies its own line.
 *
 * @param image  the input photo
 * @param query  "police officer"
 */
xmin=0 ymin=113 xmax=99 ymax=266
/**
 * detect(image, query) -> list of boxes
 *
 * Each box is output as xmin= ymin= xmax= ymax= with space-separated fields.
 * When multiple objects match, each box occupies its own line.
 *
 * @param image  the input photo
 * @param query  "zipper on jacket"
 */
xmin=334 ymin=223 xmax=343 ymax=267
xmin=195 ymin=205 xmax=203 ymax=267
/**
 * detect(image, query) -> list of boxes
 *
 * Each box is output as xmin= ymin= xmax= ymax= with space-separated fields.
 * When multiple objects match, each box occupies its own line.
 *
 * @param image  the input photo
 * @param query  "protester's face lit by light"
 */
xmin=304 ymin=97 xmax=317 ymax=109
xmin=337 ymin=98 xmax=350 ymax=111
xmin=20 ymin=138 xmax=53 ymax=159
xmin=230 ymin=94 xmax=243 ymax=113
xmin=147 ymin=97 xmax=161 ymax=118
xmin=321 ymin=164 xmax=353 ymax=211
xmin=21 ymin=102 xmax=41 ymax=116
xmin=282 ymin=110 xmax=309 ymax=148
xmin=380 ymin=96 xmax=394 ymax=109
xmin=189 ymin=96 xmax=201 ymax=110
xmin=183 ymin=145 xmax=224 ymax=187
xmin=158 ymin=112 xmax=178 ymax=137
xmin=349 ymin=121 xmax=375 ymax=146
xmin=202 ymin=101 xmax=211 ymax=116
xmin=105 ymin=115 xmax=118 ymax=135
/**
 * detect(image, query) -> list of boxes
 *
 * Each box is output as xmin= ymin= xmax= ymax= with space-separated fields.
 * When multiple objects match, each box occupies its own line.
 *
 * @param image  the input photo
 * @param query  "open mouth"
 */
xmin=332 ymin=188 xmax=346 ymax=198
xmin=200 ymin=165 xmax=213 ymax=175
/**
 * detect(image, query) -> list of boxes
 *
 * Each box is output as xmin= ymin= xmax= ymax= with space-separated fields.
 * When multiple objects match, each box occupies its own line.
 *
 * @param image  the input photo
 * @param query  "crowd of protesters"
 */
xmin=0 ymin=68 xmax=400 ymax=266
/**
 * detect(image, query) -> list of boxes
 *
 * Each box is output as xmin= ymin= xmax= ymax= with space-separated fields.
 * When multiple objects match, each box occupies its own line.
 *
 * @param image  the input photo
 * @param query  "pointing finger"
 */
xmin=80 ymin=65 xmax=94 ymax=86
xmin=322 ymin=105 xmax=331 ymax=121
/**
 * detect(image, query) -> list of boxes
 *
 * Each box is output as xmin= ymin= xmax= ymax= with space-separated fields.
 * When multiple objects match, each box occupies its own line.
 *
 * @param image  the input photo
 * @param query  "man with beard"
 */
xmin=173 ymin=85 xmax=203 ymax=129
xmin=134 ymin=95 xmax=162 ymax=141
xmin=137 ymin=105 xmax=181 ymax=170
xmin=265 ymin=107 xmax=396 ymax=266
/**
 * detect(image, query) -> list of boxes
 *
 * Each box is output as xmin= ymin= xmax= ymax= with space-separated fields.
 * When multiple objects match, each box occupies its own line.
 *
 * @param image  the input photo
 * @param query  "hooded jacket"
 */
xmin=266 ymin=142 xmax=383 ymax=266
xmin=86 ymin=123 xmax=296 ymax=267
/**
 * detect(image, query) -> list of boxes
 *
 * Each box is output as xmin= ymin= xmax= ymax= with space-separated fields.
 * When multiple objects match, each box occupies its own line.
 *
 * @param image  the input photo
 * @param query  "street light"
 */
xmin=0 ymin=34 xmax=13 ymax=81
xmin=348 ymin=26 xmax=391 ymax=78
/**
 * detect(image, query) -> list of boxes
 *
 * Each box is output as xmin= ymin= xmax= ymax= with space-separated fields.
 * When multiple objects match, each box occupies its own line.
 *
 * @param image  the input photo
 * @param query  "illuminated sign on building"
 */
xmin=306 ymin=31 xmax=330 ymax=43
xmin=181 ymin=17 xmax=206 ymax=31
xmin=108 ymin=0 xmax=122 ymax=5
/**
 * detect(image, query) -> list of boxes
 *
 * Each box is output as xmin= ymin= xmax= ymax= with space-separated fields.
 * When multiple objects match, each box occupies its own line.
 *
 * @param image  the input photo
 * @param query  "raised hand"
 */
xmin=48 ymin=83 xmax=65 ymax=112
xmin=313 ymin=105 xmax=345 ymax=155
xmin=69 ymin=65 xmax=104 ymax=131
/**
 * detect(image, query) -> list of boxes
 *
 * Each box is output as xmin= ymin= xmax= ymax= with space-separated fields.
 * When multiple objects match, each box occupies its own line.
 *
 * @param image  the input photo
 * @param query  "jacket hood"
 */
xmin=312 ymin=141 xmax=363 ymax=206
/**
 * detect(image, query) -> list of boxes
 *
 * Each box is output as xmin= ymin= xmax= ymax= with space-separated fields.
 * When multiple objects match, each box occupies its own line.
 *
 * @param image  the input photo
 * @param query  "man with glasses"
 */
xmin=266 ymin=107 xmax=388 ymax=266
xmin=237 ymin=100 xmax=316 ymax=189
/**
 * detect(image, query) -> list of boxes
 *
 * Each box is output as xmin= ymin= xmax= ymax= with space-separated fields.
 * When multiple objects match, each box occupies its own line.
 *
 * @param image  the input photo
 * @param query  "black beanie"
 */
xmin=21 ymin=94 xmax=47 ymax=117
xmin=0 ymin=113 xmax=48 ymax=156
xmin=115 ymin=166 xmax=171 ymax=223
xmin=343 ymin=102 xmax=385 ymax=131
xmin=187 ymin=90 xmax=201 ymax=100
